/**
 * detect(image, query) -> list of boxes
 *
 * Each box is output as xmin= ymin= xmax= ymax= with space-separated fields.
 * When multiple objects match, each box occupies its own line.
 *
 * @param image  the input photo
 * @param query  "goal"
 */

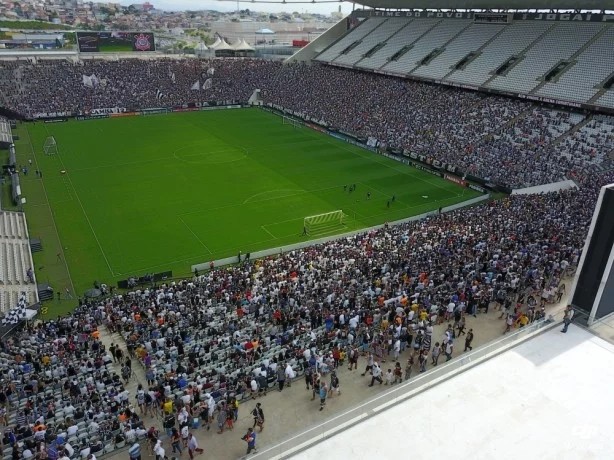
xmin=282 ymin=116 xmax=302 ymax=129
xmin=43 ymin=136 xmax=58 ymax=155
xmin=304 ymin=210 xmax=346 ymax=236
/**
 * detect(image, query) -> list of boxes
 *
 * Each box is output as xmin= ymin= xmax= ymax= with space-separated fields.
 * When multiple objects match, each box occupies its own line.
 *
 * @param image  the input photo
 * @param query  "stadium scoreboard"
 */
xmin=77 ymin=31 xmax=155 ymax=53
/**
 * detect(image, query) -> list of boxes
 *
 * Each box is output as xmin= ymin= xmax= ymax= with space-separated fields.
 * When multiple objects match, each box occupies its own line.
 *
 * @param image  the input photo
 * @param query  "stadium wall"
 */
xmin=510 ymin=179 xmax=578 ymax=195
xmin=286 ymin=17 xmax=350 ymax=63
xmin=569 ymin=184 xmax=614 ymax=324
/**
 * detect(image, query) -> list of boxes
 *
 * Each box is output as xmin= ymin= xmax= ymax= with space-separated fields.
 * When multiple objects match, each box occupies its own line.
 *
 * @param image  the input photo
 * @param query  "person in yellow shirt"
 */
xmin=163 ymin=398 xmax=173 ymax=415
xmin=515 ymin=313 xmax=529 ymax=328
xmin=41 ymin=355 xmax=50 ymax=366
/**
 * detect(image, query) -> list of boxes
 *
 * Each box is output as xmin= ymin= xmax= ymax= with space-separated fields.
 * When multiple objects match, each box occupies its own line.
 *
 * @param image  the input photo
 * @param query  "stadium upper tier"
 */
xmin=314 ymin=15 xmax=614 ymax=109
xmin=1 ymin=58 xmax=613 ymax=189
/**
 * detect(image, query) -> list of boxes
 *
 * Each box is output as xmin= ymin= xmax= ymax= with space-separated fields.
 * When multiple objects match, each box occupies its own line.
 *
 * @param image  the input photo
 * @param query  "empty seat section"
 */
xmin=357 ymin=19 xmax=440 ymax=70
xmin=382 ymin=19 xmax=472 ymax=75
xmin=536 ymin=26 xmax=614 ymax=103
xmin=334 ymin=18 xmax=407 ymax=66
xmin=447 ymin=22 xmax=552 ymax=86
xmin=487 ymin=23 xmax=604 ymax=94
xmin=412 ymin=23 xmax=505 ymax=80
xmin=315 ymin=18 xmax=387 ymax=63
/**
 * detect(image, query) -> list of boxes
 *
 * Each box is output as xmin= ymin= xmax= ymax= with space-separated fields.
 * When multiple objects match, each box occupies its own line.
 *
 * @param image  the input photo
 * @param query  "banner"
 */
xmin=353 ymin=10 xmax=614 ymax=22
xmin=76 ymin=114 xmax=109 ymax=121
xmin=77 ymin=32 xmax=156 ymax=52
xmin=469 ymin=184 xmax=486 ymax=193
xmin=109 ymin=112 xmax=141 ymax=118
xmin=444 ymin=173 xmax=467 ymax=187
xmin=33 ymin=111 xmax=72 ymax=119
xmin=91 ymin=107 xmax=127 ymax=115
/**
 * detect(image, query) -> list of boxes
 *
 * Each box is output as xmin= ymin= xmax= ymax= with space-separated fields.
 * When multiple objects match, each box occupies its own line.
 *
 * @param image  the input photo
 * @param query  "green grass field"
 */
xmin=14 ymin=108 xmax=479 ymax=312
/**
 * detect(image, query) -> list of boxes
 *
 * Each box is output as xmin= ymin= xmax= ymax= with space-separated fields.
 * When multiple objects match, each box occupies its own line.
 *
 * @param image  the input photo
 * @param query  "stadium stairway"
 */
xmin=29 ymin=238 xmax=42 ymax=252
xmin=529 ymin=24 xmax=610 ymax=96
xmin=481 ymin=23 xmax=556 ymax=88
xmin=440 ymin=24 xmax=509 ymax=82
xmin=369 ymin=19 xmax=442 ymax=71
xmin=588 ymin=87 xmax=609 ymax=105
xmin=407 ymin=20 xmax=473 ymax=76
xmin=315 ymin=17 xmax=387 ymax=64
xmin=332 ymin=18 xmax=403 ymax=67
xmin=352 ymin=18 xmax=416 ymax=69
xmin=549 ymin=116 xmax=591 ymax=149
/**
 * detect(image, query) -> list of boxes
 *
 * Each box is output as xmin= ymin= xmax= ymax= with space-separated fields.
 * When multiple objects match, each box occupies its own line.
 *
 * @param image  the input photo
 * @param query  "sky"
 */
xmin=118 ymin=0 xmax=354 ymax=15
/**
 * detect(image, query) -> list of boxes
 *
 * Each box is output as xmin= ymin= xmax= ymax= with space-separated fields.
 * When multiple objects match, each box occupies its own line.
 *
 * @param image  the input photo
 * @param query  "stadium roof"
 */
xmin=355 ymin=0 xmax=614 ymax=10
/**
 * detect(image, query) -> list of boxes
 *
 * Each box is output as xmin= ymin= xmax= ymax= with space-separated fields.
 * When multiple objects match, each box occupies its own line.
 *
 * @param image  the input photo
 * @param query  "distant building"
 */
xmin=130 ymin=2 xmax=154 ymax=12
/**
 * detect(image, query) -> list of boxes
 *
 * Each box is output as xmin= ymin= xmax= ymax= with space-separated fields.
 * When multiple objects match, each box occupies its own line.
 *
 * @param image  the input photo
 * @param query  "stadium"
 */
xmin=0 ymin=0 xmax=613 ymax=459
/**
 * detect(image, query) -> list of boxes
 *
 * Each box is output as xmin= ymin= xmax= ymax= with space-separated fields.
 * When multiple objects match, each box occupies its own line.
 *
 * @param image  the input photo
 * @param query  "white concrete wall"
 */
xmin=511 ymin=178 xmax=578 ymax=195
xmin=285 ymin=17 xmax=348 ymax=64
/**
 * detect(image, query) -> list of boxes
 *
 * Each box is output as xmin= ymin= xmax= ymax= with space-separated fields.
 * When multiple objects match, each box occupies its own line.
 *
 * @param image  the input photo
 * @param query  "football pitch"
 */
xmin=18 ymin=109 xmax=480 ymax=302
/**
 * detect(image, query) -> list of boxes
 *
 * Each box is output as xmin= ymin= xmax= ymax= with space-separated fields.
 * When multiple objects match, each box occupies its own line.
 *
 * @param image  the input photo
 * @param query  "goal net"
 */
xmin=304 ymin=210 xmax=346 ymax=236
xmin=282 ymin=116 xmax=302 ymax=129
xmin=43 ymin=136 xmax=58 ymax=155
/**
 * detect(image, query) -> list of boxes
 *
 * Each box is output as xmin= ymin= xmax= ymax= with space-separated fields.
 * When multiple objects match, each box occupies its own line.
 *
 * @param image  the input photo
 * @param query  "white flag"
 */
xmin=90 ymin=74 xmax=99 ymax=86
xmin=202 ymin=78 xmax=212 ymax=90
xmin=171 ymin=72 xmax=176 ymax=83
xmin=82 ymin=74 xmax=93 ymax=88
xmin=207 ymin=67 xmax=215 ymax=76
xmin=191 ymin=81 xmax=200 ymax=91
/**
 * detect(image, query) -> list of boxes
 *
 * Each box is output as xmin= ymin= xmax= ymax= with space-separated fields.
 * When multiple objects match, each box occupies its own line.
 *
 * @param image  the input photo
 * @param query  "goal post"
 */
xmin=304 ymin=210 xmax=346 ymax=236
xmin=43 ymin=136 xmax=58 ymax=155
xmin=282 ymin=116 xmax=302 ymax=129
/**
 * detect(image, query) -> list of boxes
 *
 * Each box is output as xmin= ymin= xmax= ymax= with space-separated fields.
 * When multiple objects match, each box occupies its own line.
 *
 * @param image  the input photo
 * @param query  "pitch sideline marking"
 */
xmin=25 ymin=126 xmax=77 ymax=296
xmin=260 ymin=225 xmax=276 ymax=239
xmin=42 ymin=124 xmax=115 ymax=277
xmin=178 ymin=216 xmax=213 ymax=255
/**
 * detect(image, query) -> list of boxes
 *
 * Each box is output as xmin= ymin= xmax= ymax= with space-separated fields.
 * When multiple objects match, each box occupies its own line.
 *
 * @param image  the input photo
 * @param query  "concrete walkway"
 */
xmin=102 ymin=294 xmax=569 ymax=460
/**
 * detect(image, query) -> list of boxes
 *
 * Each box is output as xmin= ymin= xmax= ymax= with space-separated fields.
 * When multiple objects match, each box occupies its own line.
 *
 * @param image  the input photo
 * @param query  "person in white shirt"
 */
xmin=63 ymin=443 xmax=74 ymax=458
xmin=284 ymin=363 xmax=295 ymax=385
xmin=80 ymin=446 xmax=91 ymax=459
xmin=154 ymin=440 xmax=164 ymax=460
xmin=22 ymin=449 xmax=33 ymax=459
xmin=368 ymin=363 xmax=383 ymax=386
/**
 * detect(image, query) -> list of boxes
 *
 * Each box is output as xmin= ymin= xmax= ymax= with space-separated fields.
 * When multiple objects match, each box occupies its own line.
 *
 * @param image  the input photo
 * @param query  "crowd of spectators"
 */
xmin=1 ymin=152 xmax=611 ymax=458
xmin=0 ymin=58 xmax=612 ymax=188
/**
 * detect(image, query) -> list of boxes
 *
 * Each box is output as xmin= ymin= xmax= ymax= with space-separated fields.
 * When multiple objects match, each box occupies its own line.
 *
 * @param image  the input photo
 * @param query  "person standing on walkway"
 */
xmin=561 ymin=305 xmax=574 ymax=333
xmin=251 ymin=403 xmax=264 ymax=431
xmin=444 ymin=341 xmax=453 ymax=362
xmin=243 ymin=428 xmax=257 ymax=455
xmin=368 ymin=363 xmax=383 ymax=386
xmin=276 ymin=365 xmax=286 ymax=392
xmin=128 ymin=441 xmax=141 ymax=460
xmin=187 ymin=433 xmax=203 ymax=459
xmin=319 ymin=382 xmax=328 ymax=411
xmin=360 ymin=352 xmax=374 ymax=377
xmin=464 ymin=329 xmax=474 ymax=352
xmin=348 ymin=346 xmax=359 ymax=371
xmin=170 ymin=428 xmax=182 ymax=455
xmin=328 ymin=371 xmax=340 ymax=397
xmin=431 ymin=342 xmax=441 ymax=366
